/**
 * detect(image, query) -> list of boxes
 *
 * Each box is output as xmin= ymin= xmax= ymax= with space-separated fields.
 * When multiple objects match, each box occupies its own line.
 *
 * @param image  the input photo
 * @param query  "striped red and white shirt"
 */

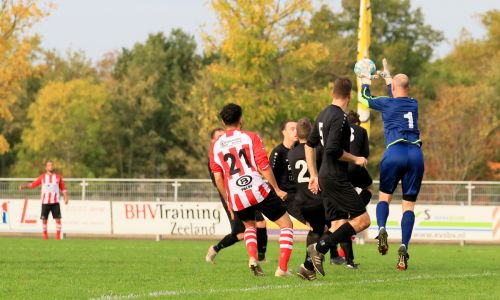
xmin=29 ymin=173 xmax=67 ymax=204
xmin=210 ymin=129 xmax=271 ymax=211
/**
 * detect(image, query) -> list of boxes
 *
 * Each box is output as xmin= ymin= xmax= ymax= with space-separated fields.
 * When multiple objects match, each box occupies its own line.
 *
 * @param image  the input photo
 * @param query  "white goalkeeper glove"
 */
xmin=356 ymin=60 xmax=378 ymax=85
xmin=377 ymin=58 xmax=392 ymax=85
xmin=359 ymin=74 xmax=378 ymax=85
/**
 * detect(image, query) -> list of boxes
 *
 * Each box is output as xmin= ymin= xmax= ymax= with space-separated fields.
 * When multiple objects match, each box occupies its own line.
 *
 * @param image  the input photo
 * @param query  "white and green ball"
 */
xmin=354 ymin=58 xmax=376 ymax=77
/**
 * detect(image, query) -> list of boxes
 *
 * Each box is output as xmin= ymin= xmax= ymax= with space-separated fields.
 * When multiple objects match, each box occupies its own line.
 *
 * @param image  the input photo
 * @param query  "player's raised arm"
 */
xmin=357 ymin=58 xmax=393 ymax=110
xmin=379 ymin=58 xmax=394 ymax=97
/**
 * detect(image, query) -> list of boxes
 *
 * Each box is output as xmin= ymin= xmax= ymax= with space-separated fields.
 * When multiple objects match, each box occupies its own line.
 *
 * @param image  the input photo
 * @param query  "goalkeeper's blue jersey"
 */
xmin=360 ymin=84 xmax=421 ymax=148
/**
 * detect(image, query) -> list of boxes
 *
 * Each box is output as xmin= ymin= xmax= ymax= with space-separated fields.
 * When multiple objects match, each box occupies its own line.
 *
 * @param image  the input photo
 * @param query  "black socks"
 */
xmin=256 ymin=227 xmax=268 ymax=257
xmin=214 ymin=233 xmax=239 ymax=252
xmin=316 ymin=222 xmax=356 ymax=254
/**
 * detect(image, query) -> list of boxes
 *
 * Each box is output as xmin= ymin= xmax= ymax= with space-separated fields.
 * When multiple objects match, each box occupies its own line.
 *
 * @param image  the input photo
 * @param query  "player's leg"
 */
xmin=242 ymin=220 xmax=258 ymax=260
xmin=255 ymin=213 xmax=267 ymax=261
xmin=308 ymin=182 xmax=370 ymax=276
xmin=377 ymin=145 xmax=405 ymax=255
xmin=242 ymin=220 xmax=264 ymax=276
xmin=206 ymin=220 xmax=244 ymax=263
xmin=325 ymin=218 xmax=349 ymax=265
xmin=349 ymin=165 xmax=373 ymax=206
xmin=256 ymin=192 xmax=293 ymax=276
xmin=359 ymin=167 xmax=374 ymax=206
xmin=341 ymin=169 xmax=373 ymax=268
xmin=397 ymin=145 xmax=424 ymax=270
xmin=297 ymin=204 xmax=325 ymax=280
xmin=234 ymin=206 xmax=263 ymax=276
xmin=206 ymin=195 xmax=244 ymax=263
xmin=329 ymin=242 xmax=345 ymax=265
xmin=40 ymin=204 xmax=49 ymax=240
xmin=52 ymin=204 xmax=62 ymax=240
xmin=272 ymin=212 xmax=294 ymax=276
xmin=327 ymin=206 xmax=345 ymax=265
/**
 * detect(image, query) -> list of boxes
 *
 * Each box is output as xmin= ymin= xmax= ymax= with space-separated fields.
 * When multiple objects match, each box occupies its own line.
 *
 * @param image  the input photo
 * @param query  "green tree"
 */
xmin=14 ymin=79 xmax=112 ymax=177
xmin=108 ymin=30 xmax=201 ymax=177
xmin=420 ymin=10 xmax=500 ymax=180
xmin=178 ymin=0 xmax=333 ymax=178
xmin=330 ymin=0 xmax=443 ymax=78
xmin=1 ymin=50 xmax=100 ymax=176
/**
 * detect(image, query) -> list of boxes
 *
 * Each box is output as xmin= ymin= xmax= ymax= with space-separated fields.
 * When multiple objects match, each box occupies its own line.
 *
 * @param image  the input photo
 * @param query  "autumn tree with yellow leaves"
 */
xmin=0 ymin=0 xmax=49 ymax=154
xmin=177 ymin=0 xmax=332 ymax=177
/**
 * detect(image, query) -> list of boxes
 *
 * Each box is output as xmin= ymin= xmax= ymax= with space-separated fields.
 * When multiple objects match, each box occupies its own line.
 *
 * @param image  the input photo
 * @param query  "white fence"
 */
xmin=1 ymin=178 xmax=499 ymax=205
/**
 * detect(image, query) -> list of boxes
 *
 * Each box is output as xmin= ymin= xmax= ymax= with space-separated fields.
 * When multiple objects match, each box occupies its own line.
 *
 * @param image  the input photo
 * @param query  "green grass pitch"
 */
xmin=1 ymin=237 xmax=499 ymax=299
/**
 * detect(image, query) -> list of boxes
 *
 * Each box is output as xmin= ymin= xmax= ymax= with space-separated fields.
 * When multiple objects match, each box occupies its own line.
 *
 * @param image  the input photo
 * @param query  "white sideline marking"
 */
xmin=90 ymin=272 xmax=496 ymax=300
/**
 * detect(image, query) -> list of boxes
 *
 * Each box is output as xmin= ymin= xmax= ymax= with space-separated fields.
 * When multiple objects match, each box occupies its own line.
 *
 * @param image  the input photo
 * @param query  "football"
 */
xmin=354 ymin=58 xmax=377 ymax=77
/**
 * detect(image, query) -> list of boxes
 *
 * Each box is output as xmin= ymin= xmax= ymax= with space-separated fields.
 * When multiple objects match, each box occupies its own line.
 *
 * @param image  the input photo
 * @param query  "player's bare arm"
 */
xmin=304 ymin=144 xmax=319 ymax=194
xmin=214 ymin=172 xmax=234 ymax=220
xmin=260 ymin=167 xmax=287 ymax=201
xmin=63 ymin=190 xmax=69 ymax=205
xmin=339 ymin=151 xmax=368 ymax=168
xmin=18 ymin=183 xmax=30 ymax=190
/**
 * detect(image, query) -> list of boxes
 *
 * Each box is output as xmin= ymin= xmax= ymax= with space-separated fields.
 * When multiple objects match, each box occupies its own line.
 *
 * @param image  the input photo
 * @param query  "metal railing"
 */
xmin=1 ymin=178 xmax=499 ymax=205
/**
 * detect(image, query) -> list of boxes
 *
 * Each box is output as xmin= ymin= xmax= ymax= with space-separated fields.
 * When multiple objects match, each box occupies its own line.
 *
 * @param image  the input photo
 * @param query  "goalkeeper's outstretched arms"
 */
xmin=358 ymin=58 xmax=393 ymax=111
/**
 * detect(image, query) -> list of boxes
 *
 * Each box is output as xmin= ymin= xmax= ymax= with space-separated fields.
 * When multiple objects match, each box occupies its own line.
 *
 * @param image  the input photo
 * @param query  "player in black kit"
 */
xmin=205 ymin=128 xmax=269 ymax=263
xmin=346 ymin=111 xmax=373 ymax=200
xmin=287 ymin=118 xmax=328 ymax=281
xmin=305 ymin=78 xmax=371 ymax=277
xmin=329 ymin=111 xmax=374 ymax=268
xmin=270 ymin=121 xmax=302 ymax=222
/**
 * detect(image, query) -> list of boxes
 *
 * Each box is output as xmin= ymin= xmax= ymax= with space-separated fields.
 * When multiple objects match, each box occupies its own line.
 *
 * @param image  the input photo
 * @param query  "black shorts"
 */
xmin=301 ymin=203 xmax=328 ymax=235
xmin=284 ymin=193 xmax=307 ymax=224
xmin=319 ymin=177 xmax=366 ymax=222
xmin=41 ymin=203 xmax=62 ymax=220
xmin=235 ymin=191 xmax=287 ymax=222
xmin=219 ymin=193 xmax=264 ymax=234
xmin=347 ymin=165 xmax=373 ymax=189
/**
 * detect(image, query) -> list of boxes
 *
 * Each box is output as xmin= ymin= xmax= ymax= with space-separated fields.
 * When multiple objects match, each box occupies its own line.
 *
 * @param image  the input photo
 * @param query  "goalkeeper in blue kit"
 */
xmin=357 ymin=59 xmax=424 ymax=270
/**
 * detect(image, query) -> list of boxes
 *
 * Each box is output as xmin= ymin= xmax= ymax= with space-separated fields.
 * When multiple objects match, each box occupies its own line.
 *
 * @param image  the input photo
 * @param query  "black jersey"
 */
xmin=306 ymin=104 xmax=350 ymax=180
xmin=269 ymin=143 xmax=296 ymax=193
xmin=349 ymin=123 xmax=369 ymax=158
xmin=287 ymin=143 xmax=322 ymax=207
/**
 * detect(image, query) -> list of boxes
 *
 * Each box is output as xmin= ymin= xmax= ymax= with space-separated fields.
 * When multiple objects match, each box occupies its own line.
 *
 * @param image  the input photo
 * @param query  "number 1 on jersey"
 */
xmin=403 ymin=112 xmax=414 ymax=129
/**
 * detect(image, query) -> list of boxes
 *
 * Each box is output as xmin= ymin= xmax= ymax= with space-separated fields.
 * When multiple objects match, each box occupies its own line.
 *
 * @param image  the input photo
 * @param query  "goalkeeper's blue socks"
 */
xmin=401 ymin=210 xmax=415 ymax=249
xmin=376 ymin=201 xmax=389 ymax=229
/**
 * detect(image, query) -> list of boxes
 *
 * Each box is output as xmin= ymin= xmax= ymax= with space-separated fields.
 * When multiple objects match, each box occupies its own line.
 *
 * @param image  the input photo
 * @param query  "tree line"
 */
xmin=0 ymin=0 xmax=498 ymax=180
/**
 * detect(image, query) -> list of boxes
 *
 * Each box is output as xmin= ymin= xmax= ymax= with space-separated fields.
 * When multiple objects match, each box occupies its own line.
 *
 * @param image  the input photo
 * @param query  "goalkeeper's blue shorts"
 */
xmin=379 ymin=142 xmax=424 ymax=202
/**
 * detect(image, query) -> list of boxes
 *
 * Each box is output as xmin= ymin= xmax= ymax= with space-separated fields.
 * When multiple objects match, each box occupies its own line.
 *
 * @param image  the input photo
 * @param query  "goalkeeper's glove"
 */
xmin=377 ymin=58 xmax=392 ymax=85
xmin=358 ymin=74 xmax=378 ymax=85
xmin=356 ymin=60 xmax=378 ymax=85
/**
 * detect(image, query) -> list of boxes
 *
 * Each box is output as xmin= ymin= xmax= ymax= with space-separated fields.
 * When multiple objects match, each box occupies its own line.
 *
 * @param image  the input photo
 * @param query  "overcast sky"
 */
xmin=33 ymin=0 xmax=500 ymax=62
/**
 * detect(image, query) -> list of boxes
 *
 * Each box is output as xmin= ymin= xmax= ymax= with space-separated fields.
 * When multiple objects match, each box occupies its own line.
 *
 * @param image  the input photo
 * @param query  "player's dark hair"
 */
xmin=333 ymin=78 xmax=352 ymax=99
xmin=210 ymin=128 xmax=224 ymax=139
xmin=281 ymin=120 xmax=295 ymax=131
xmin=219 ymin=103 xmax=242 ymax=126
xmin=296 ymin=118 xmax=312 ymax=140
xmin=347 ymin=111 xmax=361 ymax=125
